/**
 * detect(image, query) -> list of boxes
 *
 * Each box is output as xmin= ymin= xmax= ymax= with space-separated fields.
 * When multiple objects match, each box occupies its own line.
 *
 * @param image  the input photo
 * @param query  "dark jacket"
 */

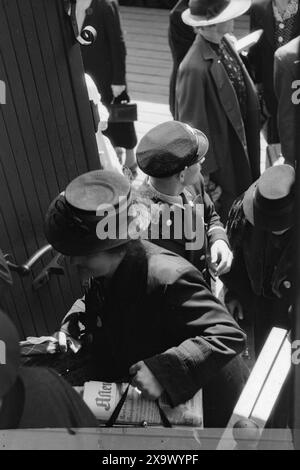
xmin=248 ymin=0 xmax=300 ymax=142
xmin=176 ymin=34 xmax=261 ymax=219
xmin=0 ymin=367 xmax=97 ymax=429
xmin=222 ymin=197 xmax=293 ymax=350
xmin=274 ymin=35 xmax=300 ymax=165
xmin=168 ymin=0 xmax=196 ymax=117
xmin=137 ymin=176 xmax=229 ymax=273
xmin=81 ymin=0 xmax=127 ymax=105
xmin=61 ymin=241 xmax=246 ymax=407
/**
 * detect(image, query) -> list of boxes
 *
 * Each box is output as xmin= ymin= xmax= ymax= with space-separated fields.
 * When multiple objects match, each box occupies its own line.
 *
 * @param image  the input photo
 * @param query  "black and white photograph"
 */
xmin=0 ymin=0 xmax=299 ymax=452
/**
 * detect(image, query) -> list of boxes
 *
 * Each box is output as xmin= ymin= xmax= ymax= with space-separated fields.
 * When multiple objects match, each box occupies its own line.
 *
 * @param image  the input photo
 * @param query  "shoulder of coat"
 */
xmin=147 ymin=249 xmax=195 ymax=288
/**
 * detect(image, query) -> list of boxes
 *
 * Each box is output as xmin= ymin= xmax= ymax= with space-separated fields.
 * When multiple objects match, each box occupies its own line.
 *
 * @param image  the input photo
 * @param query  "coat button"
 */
xmin=284 ymin=281 xmax=292 ymax=289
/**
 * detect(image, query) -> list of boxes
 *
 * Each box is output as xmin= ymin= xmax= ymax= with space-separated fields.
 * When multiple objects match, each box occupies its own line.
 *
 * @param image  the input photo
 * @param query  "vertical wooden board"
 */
xmin=0 ymin=211 xmax=29 ymax=338
xmin=11 ymin=0 xmax=62 ymax=203
xmin=58 ymin=3 xmax=100 ymax=172
xmin=0 ymin=14 xmax=44 ymax=250
xmin=0 ymin=201 xmax=38 ymax=337
xmin=44 ymin=0 xmax=86 ymax=179
xmin=31 ymin=0 xmax=80 ymax=186
xmin=0 ymin=0 xmax=99 ymax=337
xmin=0 ymin=7 xmax=57 ymax=334
xmin=4 ymin=0 xmax=76 ymax=329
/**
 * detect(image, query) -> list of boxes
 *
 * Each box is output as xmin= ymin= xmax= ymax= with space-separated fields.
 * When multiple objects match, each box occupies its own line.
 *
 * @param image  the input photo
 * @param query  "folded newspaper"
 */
xmin=81 ymin=381 xmax=203 ymax=427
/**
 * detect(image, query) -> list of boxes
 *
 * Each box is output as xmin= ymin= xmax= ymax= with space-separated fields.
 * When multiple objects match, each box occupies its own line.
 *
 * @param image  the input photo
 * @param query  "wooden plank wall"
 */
xmin=0 ymin=0 xmax=99 ymax=338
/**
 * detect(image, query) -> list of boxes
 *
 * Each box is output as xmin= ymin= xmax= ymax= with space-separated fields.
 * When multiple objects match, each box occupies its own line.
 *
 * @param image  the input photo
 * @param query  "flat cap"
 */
xmin=136 ymin=121 xmax=209 ymax=178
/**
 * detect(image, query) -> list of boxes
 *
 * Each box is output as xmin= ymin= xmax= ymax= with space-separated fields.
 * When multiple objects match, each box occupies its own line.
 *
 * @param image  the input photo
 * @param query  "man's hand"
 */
xmin=111 ymin=85 xmax=126 ymax=98
xmin=129 ymin=361 xmax=164 ymax=401
xmin=226 ymin=298 xmax=244 ymax=322
xmin=209 ymin=240 xmax=233 ymax=276
xmin=57 ymin=331 xmax=81 ymax=354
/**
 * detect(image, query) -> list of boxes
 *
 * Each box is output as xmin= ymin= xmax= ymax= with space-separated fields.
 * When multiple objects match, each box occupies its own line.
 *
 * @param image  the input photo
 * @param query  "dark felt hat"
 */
xmin=45 ymin=170 xmax=138 ymax=256
xmin=243 ymin=165 xmax=295 ymax=232
xmin=136 ymin=121 xmax=209 ymax=178
xmin=0 ymin=310 xmax=20 ymax=399
xmin=182 ymin=0 xmax=251 ymax=27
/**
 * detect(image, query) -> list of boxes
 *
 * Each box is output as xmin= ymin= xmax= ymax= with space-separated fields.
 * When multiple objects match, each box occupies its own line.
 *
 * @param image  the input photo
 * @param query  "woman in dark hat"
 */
xmin=45 ymin=169 xmax=249 ymax=428
xmin=222 ymin=164 xmax=295 ymax=355
xmin=176 ymin=0 xmax=261 ymax=221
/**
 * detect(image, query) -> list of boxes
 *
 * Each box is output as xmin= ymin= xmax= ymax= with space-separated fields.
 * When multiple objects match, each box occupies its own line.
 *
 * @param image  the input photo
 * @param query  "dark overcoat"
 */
xmin=222 ymin=197 xmax=293 ymax=354
xmin=60 ymin=241 xmax=247 ymax=425
xmin=176 ymin=33 xmax=261 ymax=219
xmin=168 ymin=0 xmax=195 ymax=117
xmin=81 ymin=0 xmax=127 ymax=106
xmin=81 ymin=0 xmax=137 ymax=149
xmin=274 ymin=35 xmax=300 ymax=165
xmin=248 ymin=0 xmax=300 ymax=143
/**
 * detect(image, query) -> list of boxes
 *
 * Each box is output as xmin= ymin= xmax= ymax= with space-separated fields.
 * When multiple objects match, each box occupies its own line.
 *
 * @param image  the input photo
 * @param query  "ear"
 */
xmin=178 ymin=170 xmax=186 ymax=183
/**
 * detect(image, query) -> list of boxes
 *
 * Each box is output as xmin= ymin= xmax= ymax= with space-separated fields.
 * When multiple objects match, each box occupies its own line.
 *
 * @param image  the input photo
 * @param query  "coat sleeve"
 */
xmin=247 ymin=4 xmax=263 ymax=85
xmin=193 ymin=176 xmax=229 ymax=247
xmin=202 ymin=183 xmax=229 ymax=248
xmin=102 ymin=0 xmax=127 ymax=85
xmin=144 ymin=267 xmax=246 ymax=406
xmin=274 ymin=49 xmax=297 ymax=166
xmin=176 ymin=58 xmax=219 ymax=174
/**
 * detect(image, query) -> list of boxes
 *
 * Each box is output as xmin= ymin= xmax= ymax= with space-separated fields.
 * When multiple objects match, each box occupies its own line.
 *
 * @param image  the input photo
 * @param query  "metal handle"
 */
xmin=6 ymin=245 xmax=53 ymax=276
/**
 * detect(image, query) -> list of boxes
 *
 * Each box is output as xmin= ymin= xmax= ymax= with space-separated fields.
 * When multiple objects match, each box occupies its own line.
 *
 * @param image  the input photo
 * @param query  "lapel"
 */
xmin=261 ymin=0 xmax=276 ymax=48
xmin=199 ymin=35 xmax=247 ymax=149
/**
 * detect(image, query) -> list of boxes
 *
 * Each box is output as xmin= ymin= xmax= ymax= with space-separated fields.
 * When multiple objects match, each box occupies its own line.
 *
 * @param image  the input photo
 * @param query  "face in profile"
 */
xmin=215 ymin=19 xmax=235 ymax=36
xmin=69 ymin=249 xmax=124 ymax=281
xmin=182 ymin=163 xmax=202 ymax=186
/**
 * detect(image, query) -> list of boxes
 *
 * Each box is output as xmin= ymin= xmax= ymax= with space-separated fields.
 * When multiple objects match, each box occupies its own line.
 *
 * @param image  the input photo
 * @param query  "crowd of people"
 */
xmin=0 ymin=0 xmax=299 ymax=432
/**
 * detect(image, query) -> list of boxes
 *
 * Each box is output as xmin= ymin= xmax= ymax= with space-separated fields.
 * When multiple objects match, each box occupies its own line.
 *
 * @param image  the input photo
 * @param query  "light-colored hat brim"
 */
xmin=182 ymin=0 xmax=251 ymax=27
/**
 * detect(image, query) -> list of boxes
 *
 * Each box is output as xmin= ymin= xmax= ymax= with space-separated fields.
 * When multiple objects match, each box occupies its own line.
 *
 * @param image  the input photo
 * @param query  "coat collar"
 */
xmin=196 ymin=34 xmax=248 ymax=149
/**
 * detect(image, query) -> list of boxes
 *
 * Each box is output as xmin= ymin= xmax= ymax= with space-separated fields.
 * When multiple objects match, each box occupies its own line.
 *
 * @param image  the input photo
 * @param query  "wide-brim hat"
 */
xmin=136 ymin=121 xmax=209 ymax=178
xmin=45 ymin=170 xmax=147 ymax=256
xmin=0 ymin=310 xmax=20 ymax=399
xmin=243 ymin=165 xmax=295 ymax=232
xmin=182 ymin=0 xmax=251 ymax=28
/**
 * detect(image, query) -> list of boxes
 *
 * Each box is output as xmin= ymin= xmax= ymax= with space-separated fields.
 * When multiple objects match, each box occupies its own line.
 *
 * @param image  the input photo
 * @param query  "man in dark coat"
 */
xmin=248 ymin=0 xmax=300 ymax=144
xmin=222 ymin=165 xmax=295 ymax=355
xmin=274 ymin=35 xmax=300 ymax=165
xmin=169 ymin=0 xmax=196 ymax=117
xmin=136 ymin=121 xmax=232 ymax=277
xmin=45 ymin=169 xmax=248 ymax=427
xmin=176 ymin=0 xmax=261 ymax=221
xmin=81 ymin=0 xmax=137 ymax=171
